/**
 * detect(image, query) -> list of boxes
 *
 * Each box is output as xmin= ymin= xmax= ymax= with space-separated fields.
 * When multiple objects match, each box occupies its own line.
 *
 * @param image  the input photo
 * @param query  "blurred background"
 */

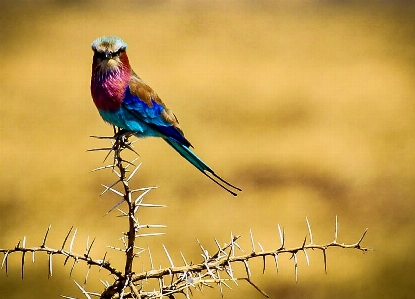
xmin=1 ymin=0 xmax=414 ymax=298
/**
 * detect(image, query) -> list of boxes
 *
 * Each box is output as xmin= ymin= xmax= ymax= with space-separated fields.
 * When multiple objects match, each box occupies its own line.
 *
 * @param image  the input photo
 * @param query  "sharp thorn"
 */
xmin=61 ymin=226 xmax=74 ymax=250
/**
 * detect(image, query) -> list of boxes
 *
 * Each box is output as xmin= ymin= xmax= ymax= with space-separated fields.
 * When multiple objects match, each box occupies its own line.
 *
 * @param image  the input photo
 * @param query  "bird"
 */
xmin=90 ymin=36 xmax=241 ymax=196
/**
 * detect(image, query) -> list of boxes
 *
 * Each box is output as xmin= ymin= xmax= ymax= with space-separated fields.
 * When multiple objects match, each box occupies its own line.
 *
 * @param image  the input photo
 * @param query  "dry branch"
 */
xmin=0 ymin=131 xmax=371 ymax=299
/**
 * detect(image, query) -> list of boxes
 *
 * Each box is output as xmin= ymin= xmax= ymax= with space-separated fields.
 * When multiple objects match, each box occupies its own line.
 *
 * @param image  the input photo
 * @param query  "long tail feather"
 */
xmin=163 ymin=138 xmax=241 ymax=196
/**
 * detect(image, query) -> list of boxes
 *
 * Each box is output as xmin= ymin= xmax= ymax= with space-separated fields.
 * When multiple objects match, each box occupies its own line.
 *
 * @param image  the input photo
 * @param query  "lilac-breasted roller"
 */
xmin=90 ymin=36 xmax=241 ymax=196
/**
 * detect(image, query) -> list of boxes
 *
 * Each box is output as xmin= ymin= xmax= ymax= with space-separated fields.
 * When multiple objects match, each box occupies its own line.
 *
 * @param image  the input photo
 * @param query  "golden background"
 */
xmin=1 ymin=1 xmax=414 ymax=298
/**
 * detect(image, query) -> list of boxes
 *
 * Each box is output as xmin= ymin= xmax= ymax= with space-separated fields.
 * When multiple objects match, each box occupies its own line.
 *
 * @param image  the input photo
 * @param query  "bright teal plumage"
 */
xmin=90 ymin=36 xmax=241 ymax=196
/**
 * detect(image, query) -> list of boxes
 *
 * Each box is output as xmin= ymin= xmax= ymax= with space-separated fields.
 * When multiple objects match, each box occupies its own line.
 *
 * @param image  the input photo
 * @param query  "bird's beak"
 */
xmin=104 ymin=50 xmax=112 ymax=59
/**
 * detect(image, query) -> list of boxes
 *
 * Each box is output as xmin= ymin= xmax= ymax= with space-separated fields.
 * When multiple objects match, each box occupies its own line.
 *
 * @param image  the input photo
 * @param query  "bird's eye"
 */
xmin=113 ymin=48 xmax=126 ymax=57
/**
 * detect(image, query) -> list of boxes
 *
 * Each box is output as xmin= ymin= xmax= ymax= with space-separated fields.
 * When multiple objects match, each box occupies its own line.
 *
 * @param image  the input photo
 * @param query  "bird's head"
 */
xmin=91 ymin=36 xmax=129 ymax=73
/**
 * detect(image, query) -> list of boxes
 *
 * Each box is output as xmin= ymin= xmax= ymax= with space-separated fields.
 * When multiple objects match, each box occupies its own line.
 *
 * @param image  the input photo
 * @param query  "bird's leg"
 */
xmin=112 ymin=127 xmax=139 ymax=157
xmin=112 ymin=128 xmax=131 ymax=149
xmin=114 ymin=128 xmax=132 ymax=144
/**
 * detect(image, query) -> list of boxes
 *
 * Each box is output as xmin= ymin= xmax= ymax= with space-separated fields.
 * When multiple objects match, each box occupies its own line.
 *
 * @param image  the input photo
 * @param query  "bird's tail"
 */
xmin=163 ymin=138 xmax=242 ymax=196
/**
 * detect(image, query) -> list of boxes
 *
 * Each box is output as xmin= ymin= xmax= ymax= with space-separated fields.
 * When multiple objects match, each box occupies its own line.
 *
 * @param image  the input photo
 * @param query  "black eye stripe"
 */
xmin=95 ymin=52 xmax=105 ymax=60
xmin=94 ymin=48 xmax=126 ymax=59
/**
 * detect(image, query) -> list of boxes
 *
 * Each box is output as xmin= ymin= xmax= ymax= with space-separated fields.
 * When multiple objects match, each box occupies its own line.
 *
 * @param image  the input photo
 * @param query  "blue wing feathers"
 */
xmin=123 ymin=88 xmax=166 ymax=123
xmin=155 ymin=125 xmax=192 ymax=147
xmin=116 ymin=87 xmax=192 ymax=147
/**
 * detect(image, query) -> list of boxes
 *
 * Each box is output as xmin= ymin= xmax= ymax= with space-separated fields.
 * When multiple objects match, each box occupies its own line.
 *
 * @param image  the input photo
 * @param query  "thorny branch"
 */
xmin=0 ymin=130 xmax=371 ymax=299
xmin=0 ymin=226 xmax=121 ymax=279
xmin=111 ymin=133 xmax=137 ymax=277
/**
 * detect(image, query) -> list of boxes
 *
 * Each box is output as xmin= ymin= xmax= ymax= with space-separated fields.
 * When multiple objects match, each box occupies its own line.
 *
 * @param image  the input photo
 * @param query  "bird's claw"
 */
xmin=110 ymin=129 xmax=139 ymax=157
xmin=113 ymin=129 xmax=133 ymax=148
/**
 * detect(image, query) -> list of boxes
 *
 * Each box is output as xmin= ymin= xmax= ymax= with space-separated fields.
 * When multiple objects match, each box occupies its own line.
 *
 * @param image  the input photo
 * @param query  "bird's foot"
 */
xmin=113 ymin=129 xmax=133 ymax=147
xmin=112 ymin=129 xmax=139 ymax=157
